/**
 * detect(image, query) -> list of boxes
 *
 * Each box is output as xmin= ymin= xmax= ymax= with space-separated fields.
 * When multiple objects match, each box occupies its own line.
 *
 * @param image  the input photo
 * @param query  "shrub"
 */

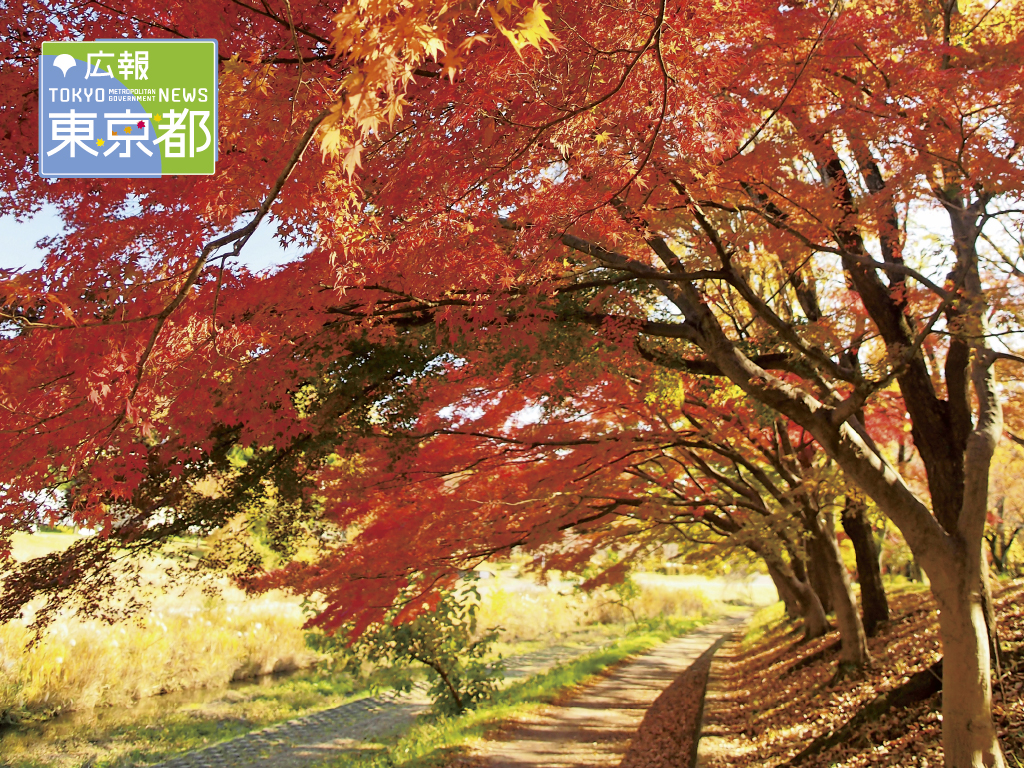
xmin=347 ymin=587 xmax=503 ymax=716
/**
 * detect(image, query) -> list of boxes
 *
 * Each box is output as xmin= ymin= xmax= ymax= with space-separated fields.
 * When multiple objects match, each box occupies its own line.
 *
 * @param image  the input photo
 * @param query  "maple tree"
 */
xmin=2 ymin=0 xmax=1024 ymax=765
xmin=263 ymin=356 xmax=873 ymax=661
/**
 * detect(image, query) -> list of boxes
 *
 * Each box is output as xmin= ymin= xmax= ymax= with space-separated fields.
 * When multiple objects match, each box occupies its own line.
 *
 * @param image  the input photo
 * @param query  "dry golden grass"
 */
xmin=2 ymin=530 xmax=321 ymax=720
xmin=0 ymin=586 xmax=318 ymax=719
xmin=588 ymin=583 xmax=713 ymax=626
xmin=7 ymin=531 xmax=79 ymax=562
xmin=476 ymin=578 xmax=716 ymax=643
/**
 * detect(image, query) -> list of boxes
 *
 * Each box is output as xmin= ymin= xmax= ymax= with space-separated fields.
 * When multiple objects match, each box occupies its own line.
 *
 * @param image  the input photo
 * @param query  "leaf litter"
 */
xmin=696 ymin=581 xmax=1024 ymax=768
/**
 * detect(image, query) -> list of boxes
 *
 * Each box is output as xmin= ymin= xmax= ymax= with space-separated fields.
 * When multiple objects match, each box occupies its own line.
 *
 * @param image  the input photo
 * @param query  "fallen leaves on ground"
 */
xmin=697 ymin=581 xmax=1024 ymax=768
xmin=618 ymin=644 xmax=716 ymax=768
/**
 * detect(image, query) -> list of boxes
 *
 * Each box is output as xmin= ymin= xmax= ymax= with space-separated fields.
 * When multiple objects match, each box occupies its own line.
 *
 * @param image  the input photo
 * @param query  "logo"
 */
xmin=39 ymin=40 xmax=218 ymax=178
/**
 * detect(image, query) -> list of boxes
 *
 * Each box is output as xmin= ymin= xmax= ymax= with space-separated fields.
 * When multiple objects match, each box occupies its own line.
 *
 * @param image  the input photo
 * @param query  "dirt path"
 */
xmin=458 ymin=614 xmax=748 ymax=768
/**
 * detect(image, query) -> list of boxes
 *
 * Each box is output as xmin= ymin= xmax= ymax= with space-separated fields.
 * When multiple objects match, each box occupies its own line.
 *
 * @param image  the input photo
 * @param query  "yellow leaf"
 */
xmin=516 ymin=1 xmax=556 ymax=51
xmin=318 ymin=112 xmax=345 ymax=161
xmin=343 ymin=143 xmax=363 ymax=178
xmin=488 ymin=1 xmax=557 ymax=57
xmin=223 ymin=55 xmax=246 ymax=76
xmin=319 ymin=131 xmax=342 ymax=161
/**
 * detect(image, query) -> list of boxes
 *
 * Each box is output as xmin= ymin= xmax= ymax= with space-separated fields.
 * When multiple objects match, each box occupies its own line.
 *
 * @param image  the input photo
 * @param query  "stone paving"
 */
xmin=149 ymin=636 xmax=621 ymax=768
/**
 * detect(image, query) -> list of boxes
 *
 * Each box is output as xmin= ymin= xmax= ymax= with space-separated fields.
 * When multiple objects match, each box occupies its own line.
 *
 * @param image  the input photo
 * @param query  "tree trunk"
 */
xmin=907 ymin=556 xmax=924 ymax=583
xmin=805 ymin=532 xmax=835 ymax=614
xmin=985 ymin=534 xmax=1006 ymax=573
xmin=766 ymin=560 xmax=802 ymax=619
xmin=986 ymin=516 xmax=1023 ymax=575
xmin=790 ymin=572 xmax=830 ymax=640
xmin=875 ymin=517 xmax=889 ymax=575
xmin=763 ymin=558 xmax=829 ymax=639
xmin=639 ymin=162 xmax=1007 ymax=762
xmin=751 ymin=537 xmax=828 ymax=638
xmin=787 ymin=539 xmax=809 ymax=583
xmin=841 ymin=498 xmax=889 ymax=636
xmin=925 ymin=352 xmax=1006 ymax=767
xmin=988 ymin=501 xmax=1006 ymax=574
xmin=805 ymin=510 xmax=870 ymax=666
xmin=980 ymin=564 xmax=1003 ymax=694
xmin=931 ymin=562 xmax=1005 ymax=768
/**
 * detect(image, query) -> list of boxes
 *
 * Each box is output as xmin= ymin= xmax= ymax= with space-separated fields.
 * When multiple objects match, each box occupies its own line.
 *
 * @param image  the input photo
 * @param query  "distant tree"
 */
xmin=986 ymin=444 xmax=1024 ymax=576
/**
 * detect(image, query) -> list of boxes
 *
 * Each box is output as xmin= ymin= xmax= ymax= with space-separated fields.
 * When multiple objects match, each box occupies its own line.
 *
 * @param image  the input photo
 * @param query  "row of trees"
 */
xmin=2 ymin=0 xmax=1024 ymax=765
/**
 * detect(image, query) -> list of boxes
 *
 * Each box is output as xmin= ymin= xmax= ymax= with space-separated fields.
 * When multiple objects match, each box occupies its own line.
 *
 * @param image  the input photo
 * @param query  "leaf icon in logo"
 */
xmin=53 ymin=54 xmax=77 ymax=76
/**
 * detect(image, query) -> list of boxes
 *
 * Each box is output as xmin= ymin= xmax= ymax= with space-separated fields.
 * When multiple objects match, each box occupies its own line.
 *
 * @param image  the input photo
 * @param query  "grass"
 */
xmin=878 ymin=574 xmax=931 ymax=594
xmin=739 ymin=600 xmax=789 ymax=650
xmin=3 ymin=528 xmax=324 ymax=722
xmin=0 ymin=591 xmax=319 ymax=721
xmin=1 ymin=667 xmax=366 ymax=768
xmin=322 ymin=616 xmax=709 ymax=768
xmin=478 ymin=580 xmax=712 ymax=636
xmin=8 ymin=529 xmax=80 ymax=562
xmin=1 ymin=617 xmax=711 ymax=768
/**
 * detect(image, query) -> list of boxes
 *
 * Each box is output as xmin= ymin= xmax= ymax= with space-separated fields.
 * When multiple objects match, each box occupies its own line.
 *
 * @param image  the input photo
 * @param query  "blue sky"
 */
xmin=0 ymin=203 xmax=306 ymax=274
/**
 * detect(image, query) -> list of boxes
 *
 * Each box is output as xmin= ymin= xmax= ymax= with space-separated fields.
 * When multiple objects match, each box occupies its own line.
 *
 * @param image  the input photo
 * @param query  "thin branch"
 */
xmin=132 ymin=108 xmax=331 ymax=399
